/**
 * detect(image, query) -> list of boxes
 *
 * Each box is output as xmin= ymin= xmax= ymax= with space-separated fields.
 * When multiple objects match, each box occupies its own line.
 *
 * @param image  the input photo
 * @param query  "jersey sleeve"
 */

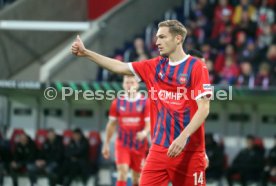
xmin=191 ymin=61 xmax=213 ymax=100
xmin=143 ymin=99 xmax=150 ymax=122
xmin=108 ymin=99 xmax=118 ymax=121
xmin=127 ymin=58 xmax=156 ymax=83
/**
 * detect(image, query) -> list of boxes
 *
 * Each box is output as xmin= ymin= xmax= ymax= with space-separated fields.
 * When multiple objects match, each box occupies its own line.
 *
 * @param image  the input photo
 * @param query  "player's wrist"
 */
xmin=82 ymin=48 xmax=90 ymax=57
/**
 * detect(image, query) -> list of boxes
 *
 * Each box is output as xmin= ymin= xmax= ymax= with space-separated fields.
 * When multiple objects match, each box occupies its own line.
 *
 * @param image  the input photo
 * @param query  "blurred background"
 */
xmin=0 ymin=0 xmax=276 ymax=185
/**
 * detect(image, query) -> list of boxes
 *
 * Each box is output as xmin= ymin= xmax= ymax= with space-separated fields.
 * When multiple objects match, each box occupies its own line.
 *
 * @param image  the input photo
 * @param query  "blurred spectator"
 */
xmin=129 ymin=37 xmax=151 ymax=61
xmin=215 ymin=44 xmax=236 ymax=73
xmin=214 ymin=0 xmax=234 ymax=24
xmin=226 ymin=135 xmax=264 ymax=186
xmin=215 ymin=22 xmax=234 ymax=49
xmin=62 ymin=128 xmax=89 ymax=186
xmin=10 ymin=133 xmax=36 ymax=186
xmin=237 ymin=61 xmax=255 ymax=88
xmin=0 ymin=137 xmax=11 ymax=186
xmin=257 ymin=23 xmax=274 ymax=50
xmin=205 ymin=133 xmax=224 ymax=181
xmin=234 ymin=11 xmax=257 ymax=39
xmin=238 ymin=39 xmax=257 ymax=64
xmin=211 ymin=5 xmax=233 ymax=39
xmin=255 ymin=62 xmax=270 ymax=89
xmin=257 ymin=0 xmax=275 ymax=26
xmin=206 ymin=59 xmax=220 ymax=84
xmin=219 ymin=55 xmax=239 ymax=85
xmin=266 ymin=44 xmax=276 ymax=85
xmin=261 ymin=135 xmax=276 ymax=186
xmin=200 ymin=42 xmax=217 ymax=61
xmin=28 ymin=129 xmax=63 ymax=186
xmin=232 ymin=0 xmax=256 ymax=25
xmin=235 ymin=31 xmax=247 ymax=53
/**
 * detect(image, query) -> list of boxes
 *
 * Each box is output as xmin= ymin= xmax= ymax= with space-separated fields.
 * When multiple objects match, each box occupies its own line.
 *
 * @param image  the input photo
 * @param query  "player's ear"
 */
xmin=176 ymin=35 xmax=182 ymax=45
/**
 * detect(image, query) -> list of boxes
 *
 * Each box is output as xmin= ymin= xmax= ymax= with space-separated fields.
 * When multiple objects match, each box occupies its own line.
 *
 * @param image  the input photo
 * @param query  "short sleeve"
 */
xmin=143 ymin=99 xmax=150 ymax=122
xmin=191 ymin=61 xmax=213 ymax=100
xmin=108 ymin=99 xmax=118 ymax=121
xmin=127 ymin=58 xmax=157 ymax=83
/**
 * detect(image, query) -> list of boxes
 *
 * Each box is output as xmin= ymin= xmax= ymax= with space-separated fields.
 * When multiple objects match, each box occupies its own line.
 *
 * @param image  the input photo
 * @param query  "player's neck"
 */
xmin=126 ymin=92 xmax=138 ymax=99
xmin=168 ymin=47 xmax=186 ymax=62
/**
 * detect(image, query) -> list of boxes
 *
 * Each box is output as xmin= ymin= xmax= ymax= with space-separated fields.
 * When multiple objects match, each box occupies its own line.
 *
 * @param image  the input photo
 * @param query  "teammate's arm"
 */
xmin=102 ymin=119 xmax=117 ymax=159
xmin=167 ymin=97 xmax=210 ymax=157
xmin=71 ymin=35 xmax=132 ymax=75
xmin=136 ymin=121 xmax=150 ymax=141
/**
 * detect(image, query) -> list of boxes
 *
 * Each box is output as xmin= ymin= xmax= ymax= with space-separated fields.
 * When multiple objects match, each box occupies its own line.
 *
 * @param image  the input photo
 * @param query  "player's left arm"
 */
xmin=168 ymin=60 xmax=212 ymax=157
xmin=167 ymin=98 xmax=210 ymax=157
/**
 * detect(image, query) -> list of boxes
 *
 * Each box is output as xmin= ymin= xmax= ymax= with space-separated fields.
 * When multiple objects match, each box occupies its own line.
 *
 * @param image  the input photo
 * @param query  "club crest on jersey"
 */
xmin=178 ymin=74 xmax=188 ymax=84
xmin=158 ymin=72 xmax=165 ymax=80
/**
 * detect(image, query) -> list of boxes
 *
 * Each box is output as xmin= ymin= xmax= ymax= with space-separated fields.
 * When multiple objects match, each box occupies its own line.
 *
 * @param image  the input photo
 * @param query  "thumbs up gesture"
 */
xmin=71 ymin=35 xmax=86 ymax=57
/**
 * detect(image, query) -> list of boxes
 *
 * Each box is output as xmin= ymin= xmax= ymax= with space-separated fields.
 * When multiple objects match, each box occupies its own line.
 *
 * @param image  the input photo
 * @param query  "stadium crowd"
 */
xmin=0 ymin=128 xmax=276 ymax=185
xmin=0 ymin=128 xmax=101 ymax=186
xmin=98 ymin=0 xmax=276 ymax=89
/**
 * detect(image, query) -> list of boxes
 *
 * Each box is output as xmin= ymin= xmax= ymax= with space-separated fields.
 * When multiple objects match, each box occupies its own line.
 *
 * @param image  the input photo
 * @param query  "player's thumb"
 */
xmin=77 ymin=35 xmax=81 ymax=42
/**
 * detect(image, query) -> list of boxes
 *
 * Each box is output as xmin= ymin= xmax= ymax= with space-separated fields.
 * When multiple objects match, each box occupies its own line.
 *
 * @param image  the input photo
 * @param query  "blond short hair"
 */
xmin=158 ymin=20 xmax=187 ymax=43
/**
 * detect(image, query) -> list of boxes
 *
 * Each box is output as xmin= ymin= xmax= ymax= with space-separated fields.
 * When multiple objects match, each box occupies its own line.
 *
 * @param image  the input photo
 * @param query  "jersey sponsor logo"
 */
xmin=122 ymin=117 xmax=141 ymax=123
xmin=158 ymin=89 xmax=183 ymax=101
xmin=178 ymin=73 xmax=188 ymax=85
xmin=120 ymin=106 xmax=126 ymax=111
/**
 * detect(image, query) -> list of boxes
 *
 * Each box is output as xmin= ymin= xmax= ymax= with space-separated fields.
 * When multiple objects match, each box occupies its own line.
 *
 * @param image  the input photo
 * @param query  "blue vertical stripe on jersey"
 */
xmin=135 ymin=139 xmax=140 ymax=150
xmin=153 ymin=112 xmax=160 ymax=140
xmin=155 ymin=108 xmax=165 ymax=145
xmin=136 ymin=99 xmax=140 ymax=112
xmin=164 ymin=112 xmax=172 ymax=147
xmin=173 ymin=111 xmax=181 ymax=140
xmin=183 ymin=108 xmax=190 ymax=128
xmin=116 ymin=99 xmax=121 ymax=114
xmin=129 ymin=102 xmax=133 ymax=112
xmin=118 ymin=128 xmax=122 ymax=140
xmin=176 ymin=60 xmax=187 ymax=84
xmin=142 ymin=99 xmax=146 ymax=112
xmin=123 ymin=99 xmax=127 ymax=111
xmin=129 ymin=130 xmax=133 ymax=148
xmin=185 ymin=58 xmax=198 ymax=87
xmin=167 ymin=66 xmax=175 ymax=83
xmin=123 ymin=131 xmax=127 ymax=147
xmin=155 ymin=58 xmax=167 ymax=82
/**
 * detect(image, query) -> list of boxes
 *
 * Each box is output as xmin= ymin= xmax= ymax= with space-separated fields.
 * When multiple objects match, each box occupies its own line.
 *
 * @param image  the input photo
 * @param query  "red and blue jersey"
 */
xmin=128 ymin=55 xmax=212 ymax=152
xmin=109 ymin=94 xmax=150 ymax=151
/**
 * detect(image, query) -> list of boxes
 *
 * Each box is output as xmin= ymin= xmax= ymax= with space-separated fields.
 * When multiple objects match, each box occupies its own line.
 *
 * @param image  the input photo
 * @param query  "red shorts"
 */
xmin=140 ymin=144 xmax=206 ymax=186
xmin=115 ymin=142 xmax=146 ymax=172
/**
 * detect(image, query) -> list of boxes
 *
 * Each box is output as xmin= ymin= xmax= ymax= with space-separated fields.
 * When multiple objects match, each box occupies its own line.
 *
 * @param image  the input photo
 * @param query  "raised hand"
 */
xmin=71 ymin=35 xmax=86 ymax=57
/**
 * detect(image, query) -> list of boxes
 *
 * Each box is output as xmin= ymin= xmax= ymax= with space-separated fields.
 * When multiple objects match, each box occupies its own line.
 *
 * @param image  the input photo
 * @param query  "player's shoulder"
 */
xmin=141 ymin=56 xmax=164 ymax=64
xmin=190 ymin=56 xmax=207 ymax=69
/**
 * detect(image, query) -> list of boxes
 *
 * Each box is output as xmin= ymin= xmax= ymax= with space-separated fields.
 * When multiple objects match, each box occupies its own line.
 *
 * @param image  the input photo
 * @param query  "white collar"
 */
xmin=168 ymin=55 xmax=190 ymax=66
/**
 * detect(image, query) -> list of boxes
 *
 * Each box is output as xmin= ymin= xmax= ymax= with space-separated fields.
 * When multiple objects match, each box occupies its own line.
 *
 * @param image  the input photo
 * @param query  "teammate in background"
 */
xmin=102 ymin=75 xmax=150 ymax=186
xmin=72 ymin=19 xmax=211 ymax=186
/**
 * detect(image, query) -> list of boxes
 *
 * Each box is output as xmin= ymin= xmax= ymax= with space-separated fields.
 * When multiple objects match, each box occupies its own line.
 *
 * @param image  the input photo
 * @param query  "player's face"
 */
xmin=156 ymin=27 xmax=180 ymax=57
xmin=123 ymin=76 xmax=139 ymax=93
